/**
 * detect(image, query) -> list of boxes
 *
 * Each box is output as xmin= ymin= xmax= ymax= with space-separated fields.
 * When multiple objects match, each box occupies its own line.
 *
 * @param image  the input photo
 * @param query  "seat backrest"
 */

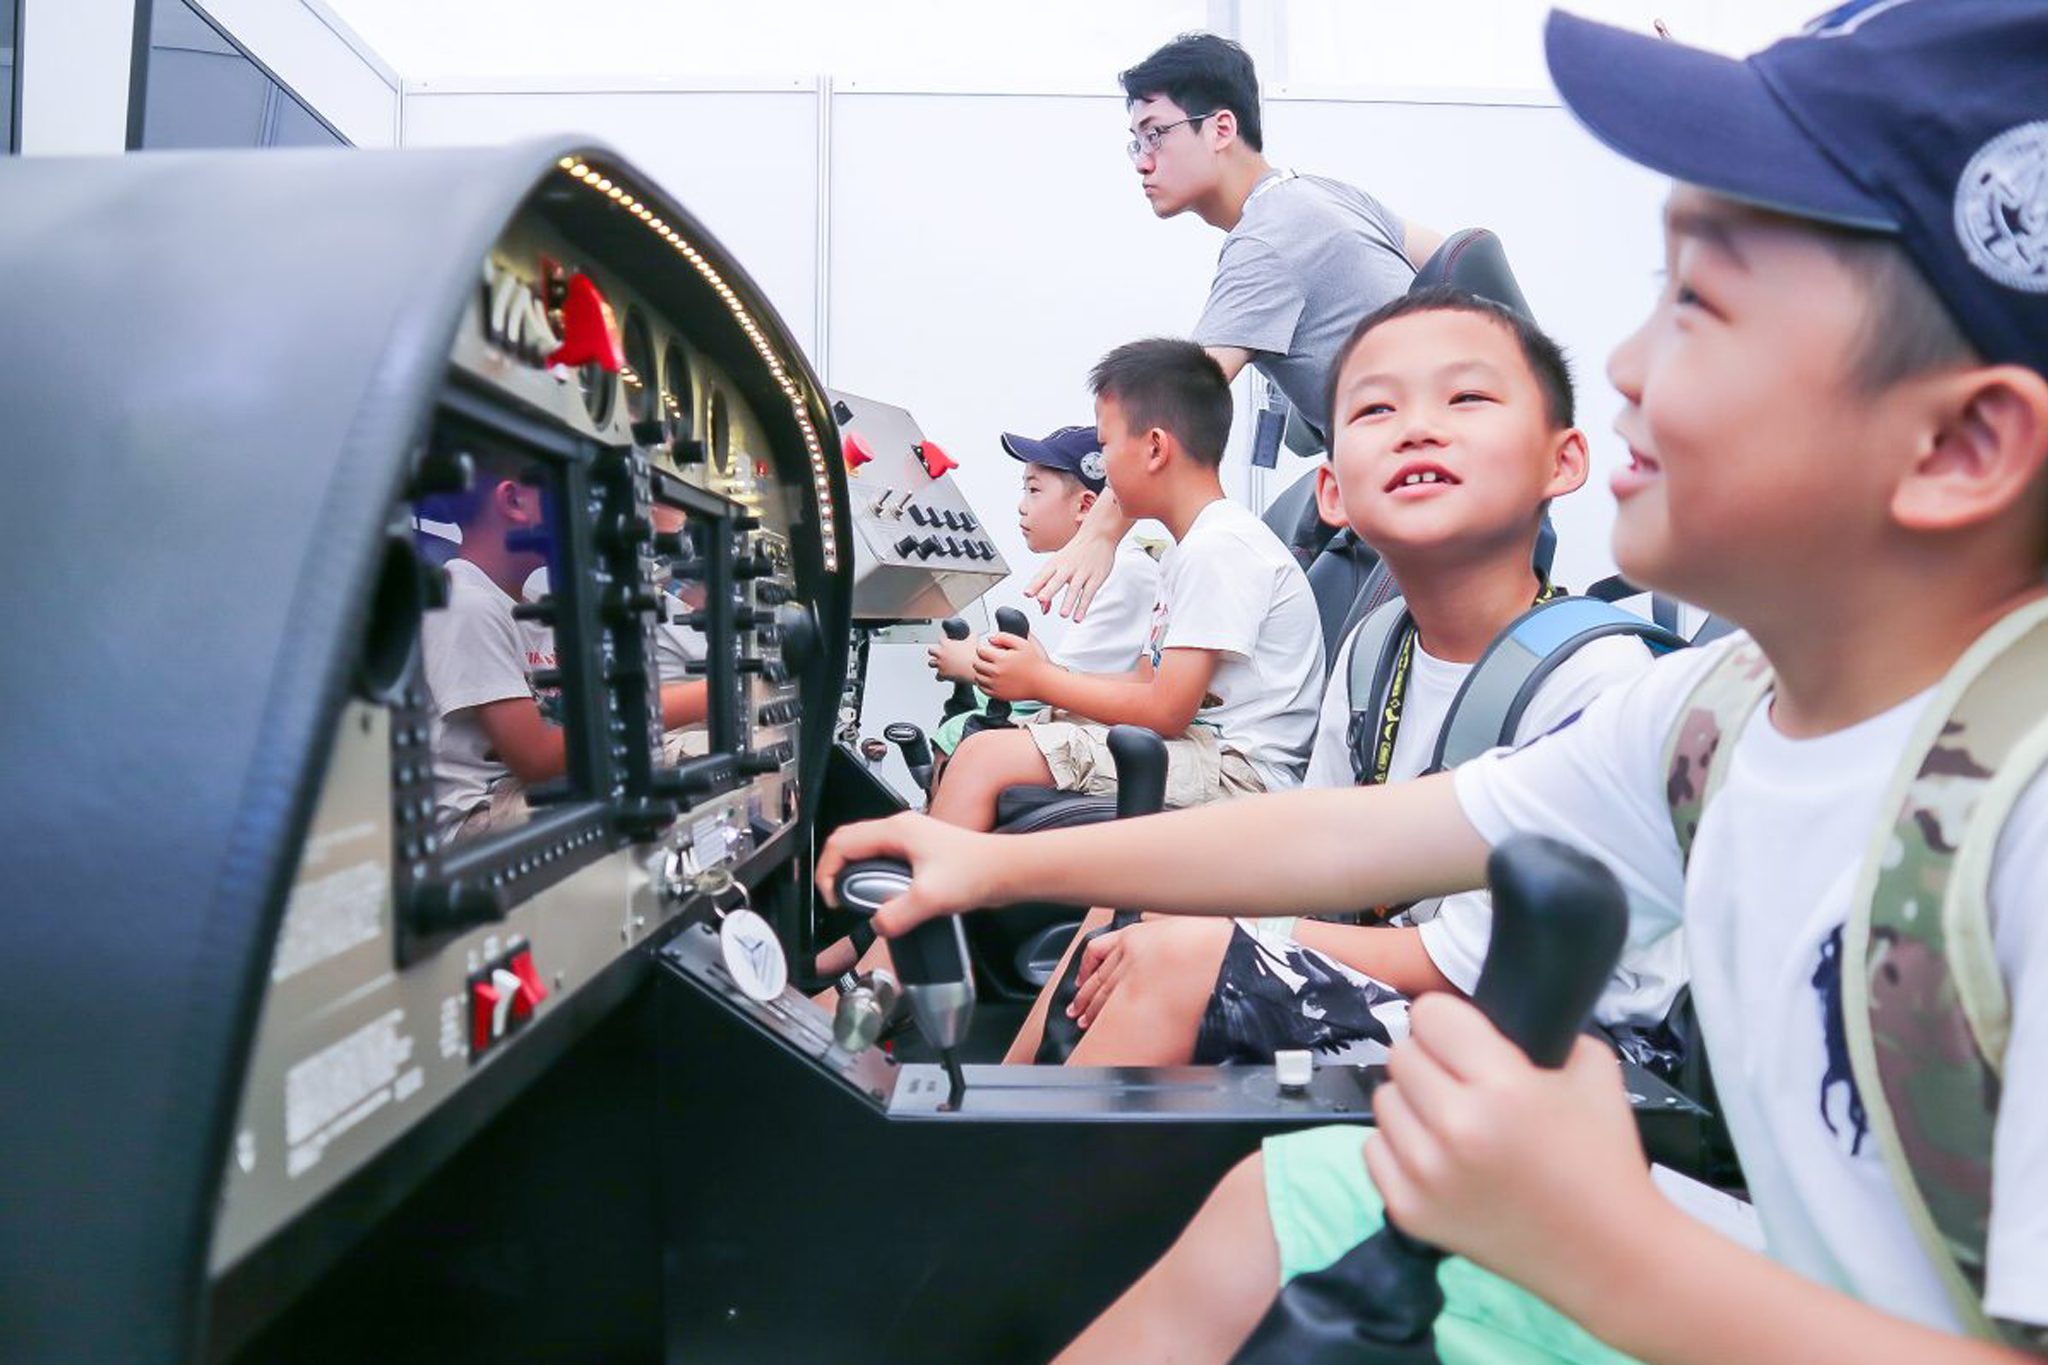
xmin=1410 ymin=228 xmax=1534 ymax=317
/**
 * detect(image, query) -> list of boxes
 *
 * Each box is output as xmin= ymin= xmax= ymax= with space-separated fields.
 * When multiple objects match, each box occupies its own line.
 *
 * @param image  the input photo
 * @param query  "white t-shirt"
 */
xmin=1455 ymin=643 xmax=2048 ymax=1333
xmin=1300 ymin=620 xmax=1673 ymax=1024
xmin=419 ymin=558 xmax=559 ymax=837
xmin=1046 ymin=533 xmax=1161 ymax=676
xmin=652 ymin=580 xmax=707 ymax=684
xmin=1150 ymin=498 xmax=1324 ymax=790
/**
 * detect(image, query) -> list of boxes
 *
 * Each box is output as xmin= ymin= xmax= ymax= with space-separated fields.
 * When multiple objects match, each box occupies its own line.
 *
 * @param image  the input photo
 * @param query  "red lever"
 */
xmin=547 ymin=272 xmax=623 ymax=372
xmin=843 ymin=431 xmax=875 ymax=470
xmin=917 ymin=440 xmax=957 ymax=478
xmin=470 ymin=980 xmax=502 ymax=1055
xmin=508 ymin=949 xmax=549 ymax=1018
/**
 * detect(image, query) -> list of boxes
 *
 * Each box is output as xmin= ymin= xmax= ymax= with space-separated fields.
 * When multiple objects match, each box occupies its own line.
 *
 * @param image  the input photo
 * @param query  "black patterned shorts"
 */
xmin=1192 ymin=922 xmax=1412 ymax=1065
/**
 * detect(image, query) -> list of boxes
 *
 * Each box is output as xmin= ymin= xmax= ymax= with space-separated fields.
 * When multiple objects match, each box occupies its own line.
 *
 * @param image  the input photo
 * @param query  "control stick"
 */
xmin=981 ymin=607 xmax=1030 ymax=728
xmin=835 ymin=860 xmax=975 ymax=1110
xmin=883 ymin=721 xmax=936 ymax=797
xmin=1035 ymin=725 xmax=1170 ymax=1063
xmin=1228 ymin=835 xmax=1630 ymax=1365
xmin=938 ymin=617 xmax=977 ymax=721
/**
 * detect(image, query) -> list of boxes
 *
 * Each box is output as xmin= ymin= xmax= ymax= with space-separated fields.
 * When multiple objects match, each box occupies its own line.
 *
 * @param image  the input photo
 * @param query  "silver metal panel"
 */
xmin=831 ymin=389 xmax=1010 ymax=620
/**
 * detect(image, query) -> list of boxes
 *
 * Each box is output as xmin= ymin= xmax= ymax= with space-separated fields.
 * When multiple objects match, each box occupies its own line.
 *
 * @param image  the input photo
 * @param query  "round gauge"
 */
xmin=660 ymin=340 xmax=692 ymax=445
xmin=621 ymin=309 xmax=656 ymax=427
xmin=579 ymin=360 xmax=616 ymax=428
xmin=708 ymin=388 xmax=732 ymax=475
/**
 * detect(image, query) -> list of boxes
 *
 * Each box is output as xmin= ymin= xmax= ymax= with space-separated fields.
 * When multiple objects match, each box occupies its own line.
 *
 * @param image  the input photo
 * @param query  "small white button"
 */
xmin=1275 ymin=1049 xmax=1313 ymax=1092
xmin=490 ymin=968 xmax=522 ymax=1039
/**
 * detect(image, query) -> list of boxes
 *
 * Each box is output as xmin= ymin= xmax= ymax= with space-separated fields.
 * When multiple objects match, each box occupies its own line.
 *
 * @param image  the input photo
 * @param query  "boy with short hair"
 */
xmin=932 ymin=339 xmax=1324 ymax=831
xmin=1008 ymin=287 xmax=1670 ymax=1067
xmin=823 ymin=5 xmax=2048 ymax=1361
xmin=926 ymin=424 xmax=1161 ymax=756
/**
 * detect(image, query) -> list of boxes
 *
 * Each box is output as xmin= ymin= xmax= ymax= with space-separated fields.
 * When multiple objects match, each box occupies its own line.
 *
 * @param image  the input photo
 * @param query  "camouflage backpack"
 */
xmin=1664 ymin=598 xmax=2048 ymax=1352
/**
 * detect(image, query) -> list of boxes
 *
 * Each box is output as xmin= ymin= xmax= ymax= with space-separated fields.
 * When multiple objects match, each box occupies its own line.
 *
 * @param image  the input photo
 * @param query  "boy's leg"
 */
xmin=1061 ymin=1128 xmax=1643 ymax=1365
xmin=1064 ymin=916 xmax=1235 ymax=1066
xmin=1003 ymin=905 xmax=1114 ymax=1063
xmin=1052 ymin=1151 xmax=1279 ymax=1365
xmin=926 ymin=728 xmax=1058 ymax=830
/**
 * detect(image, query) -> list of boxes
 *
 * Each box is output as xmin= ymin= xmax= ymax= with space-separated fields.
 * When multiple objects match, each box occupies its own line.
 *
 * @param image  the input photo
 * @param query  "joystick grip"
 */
xmin=1226 ymin=834 xmax=1630 ymax=1365
xmin=984 ymin=608 xmax=1030 ymax=726
xmin=941 ymin=617 xmax=970 ymax=641
xmin=833 ymin=859 xmax=975 ymax=1058
xmin=1106 ymin=725 xmax=1168 ymax=822
xmin=938 ymin=617 xmax=977 ymax=720
xmin=882 ymin=722 xmax=935 ymax=796
xmin=1470 ymin=835 xmax=1628 ymax=1066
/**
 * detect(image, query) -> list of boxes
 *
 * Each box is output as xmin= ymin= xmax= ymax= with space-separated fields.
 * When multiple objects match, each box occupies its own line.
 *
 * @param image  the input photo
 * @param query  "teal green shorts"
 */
xmin=1262 ymin=1125 xmax=1642 ymax=1365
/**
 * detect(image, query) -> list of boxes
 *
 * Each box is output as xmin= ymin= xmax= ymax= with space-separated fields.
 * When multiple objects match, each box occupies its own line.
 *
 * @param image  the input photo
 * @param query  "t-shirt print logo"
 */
xmin=1812 ymin=924 xmax=1871 ymax=1155
xmin=1955 ymin=120 xmax=2048 ymax=294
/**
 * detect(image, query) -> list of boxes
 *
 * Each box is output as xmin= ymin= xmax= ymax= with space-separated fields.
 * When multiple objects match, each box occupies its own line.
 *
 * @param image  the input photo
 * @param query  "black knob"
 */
xmin=1107 ymin=726 xmax=1170 ymax=820
xmin=942 ymin=617 xmax=970 ymax=641
xmin=961 ymin=514 xmax=978 ymax=532
xmin=832 ymin=399 xmax=855 ymax=426
xmin=942 ymin=536 xmax=961 ymax=557
xmin=993 ymin=606 xmax=1030 ymax=640
xmin=735 ymin=550 xmax=772 ymax=579
xmin=737 ymin=656 xmax=767 ymax=674
xmin=910 ymin=506 xmax=929 ymax=526
xmin=672 ymin=438 xmax=707 ymax=465
xmin=776 ymin=602 xmax=820 ymax=671
xmin=528 ymin=668 xmax=563 ymax=691
xmin=510 ymin=599 xmax=557 ymax=625
xmin=896 ymin=535 xmax=920 ymax=558
xmin=651 ymin=754 xmax=737 ymax=802
xmin=652 ymin=529 xmax=686 ymax=557
xmin=919 ymin=536 xmax=941 ymax=558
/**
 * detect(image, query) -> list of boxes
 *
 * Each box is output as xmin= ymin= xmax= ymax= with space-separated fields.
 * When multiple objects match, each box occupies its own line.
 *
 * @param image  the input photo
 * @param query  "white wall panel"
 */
xmin=402 ymin=86 xmax=820 ymax=360
xmin=17 ymin=0 xmax=135 ymax=154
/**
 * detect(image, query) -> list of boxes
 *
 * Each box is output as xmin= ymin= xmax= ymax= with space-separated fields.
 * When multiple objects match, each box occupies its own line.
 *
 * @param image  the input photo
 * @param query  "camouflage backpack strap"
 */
xmin=1661 ymin=633 xmax=1774 ymax=868
xmin=1842 ymin=594 xmax=2048 ymax=1351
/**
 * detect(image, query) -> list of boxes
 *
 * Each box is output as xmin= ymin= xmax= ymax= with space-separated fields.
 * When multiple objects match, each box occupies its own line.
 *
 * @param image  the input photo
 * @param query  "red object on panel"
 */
xmin=470 ymin=980 xmax=503 ymax=1056
xmin=509 ymin=949 xmax=549 ymax=1018
xmin=546 ymin=273 xmax=624 ymax=372
xmin=917 ymin=440 xmax=957 ymax=478
xmin=843 ymin=431 xmax=875 ymax=470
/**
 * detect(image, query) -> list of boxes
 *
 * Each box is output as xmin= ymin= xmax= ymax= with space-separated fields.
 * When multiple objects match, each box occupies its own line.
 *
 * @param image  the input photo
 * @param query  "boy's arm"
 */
xmin=474 ymin=698 xmax=566 ymax=785
xmin=1024 ymin=489 xmax=1135 ymax=622
xmin=975 ymin=639 xmax=1215 ymax=735
xmin=816 ymin=772 xmax=1489 ymax=938
xmin=658 ymin=680 xmax=707 ymax=730
xmin=1290 ymin=921 xmax=1458 ymax=998
xmin=1370 ymin=995 xmax=2037 ymax=1365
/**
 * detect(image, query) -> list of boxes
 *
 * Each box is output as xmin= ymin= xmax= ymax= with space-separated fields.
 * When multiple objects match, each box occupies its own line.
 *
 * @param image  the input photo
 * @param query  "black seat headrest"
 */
xmin=1409 ymin=228 xmax=1533 ymax=320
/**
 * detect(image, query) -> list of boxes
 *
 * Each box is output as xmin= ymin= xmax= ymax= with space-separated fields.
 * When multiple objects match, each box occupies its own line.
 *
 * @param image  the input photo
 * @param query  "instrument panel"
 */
xmin=206 ymin=151 xmax=842 ymax=1302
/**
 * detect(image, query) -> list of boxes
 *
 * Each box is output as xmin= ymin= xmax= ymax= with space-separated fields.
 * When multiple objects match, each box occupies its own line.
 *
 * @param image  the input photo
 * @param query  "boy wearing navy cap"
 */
xmin=823 ymin=4 xmax=2048 ymax=1361
xmin=925 ymin=425 xmax=1161 ymax=757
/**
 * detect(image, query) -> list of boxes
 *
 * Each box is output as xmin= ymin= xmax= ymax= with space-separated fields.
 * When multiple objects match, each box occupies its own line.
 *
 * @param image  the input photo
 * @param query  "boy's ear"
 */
xmin=496 ymin=476 xmax=544 ymax=525
xmin=1144 ymin=427 xmax=1174 ymax=474
xmin=1075 ymin=487 xmax=1098 ymax=522
xmin=1314 ymin=462 xmax=1347 ymax=528
xmin=1892 ymin=365 xmax=2048 ymax=535
xmin=1541 ymin=428 xmax=1591 ymax=501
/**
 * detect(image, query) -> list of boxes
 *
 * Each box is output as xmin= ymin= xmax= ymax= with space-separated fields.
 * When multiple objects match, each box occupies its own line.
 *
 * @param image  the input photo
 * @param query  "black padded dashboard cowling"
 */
xmin=0 ymin=141 xmax=848 ymax=1365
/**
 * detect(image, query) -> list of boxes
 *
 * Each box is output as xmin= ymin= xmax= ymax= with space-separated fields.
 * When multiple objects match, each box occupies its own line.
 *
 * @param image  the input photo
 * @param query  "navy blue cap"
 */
xmin=1001 ymin=424 xmax=1109 ymax=492
xmin=1546 ymin=1 xmax=2048 ymax=378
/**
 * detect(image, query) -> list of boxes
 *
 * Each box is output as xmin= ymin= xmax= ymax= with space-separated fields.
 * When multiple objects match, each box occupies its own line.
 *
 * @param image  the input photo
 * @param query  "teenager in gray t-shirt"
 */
xmin=1032 ymin=34 xmax=1439 ymax=619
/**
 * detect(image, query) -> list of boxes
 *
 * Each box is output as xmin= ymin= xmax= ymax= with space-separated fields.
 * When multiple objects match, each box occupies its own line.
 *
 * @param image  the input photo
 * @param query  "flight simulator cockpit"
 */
xmin=0 ymin=139 xmax=1709 ymax=1365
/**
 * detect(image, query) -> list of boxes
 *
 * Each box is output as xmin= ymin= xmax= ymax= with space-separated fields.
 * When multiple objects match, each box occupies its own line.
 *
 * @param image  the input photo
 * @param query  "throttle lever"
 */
xmin=938 ymin=617 xmax=977 ymax=720
xmin=834 ymin=858 xmax=974 ymax=1109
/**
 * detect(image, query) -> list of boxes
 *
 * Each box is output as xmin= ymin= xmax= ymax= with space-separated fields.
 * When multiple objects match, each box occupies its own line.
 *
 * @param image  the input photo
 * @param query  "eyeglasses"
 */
xmin=1126 ymin=112 xmax=1214 ymax=163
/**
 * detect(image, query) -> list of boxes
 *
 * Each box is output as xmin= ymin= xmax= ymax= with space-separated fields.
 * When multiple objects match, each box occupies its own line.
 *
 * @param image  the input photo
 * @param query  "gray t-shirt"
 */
xmin=1192 ymin=171 xmax=1415 ymax=438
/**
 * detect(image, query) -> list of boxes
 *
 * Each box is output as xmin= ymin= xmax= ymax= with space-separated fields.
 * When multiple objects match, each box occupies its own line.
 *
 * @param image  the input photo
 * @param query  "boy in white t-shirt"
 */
xmin=419 ymin=452 xmax=706 ymax=839
xmin=1004 ymin=290 xmax=1667 ymax=1067
xmin=925 ymin=424 xmax=1161 ymax=759
xmin=931 ymin=338 xmax=1324 ymax=831
xmin=822 ymin=7 xmax=2048 ymax=1361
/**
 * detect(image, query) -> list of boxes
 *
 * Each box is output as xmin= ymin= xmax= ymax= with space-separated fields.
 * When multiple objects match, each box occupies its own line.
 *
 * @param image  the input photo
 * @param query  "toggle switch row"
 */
xmin=469 ymin=945 xmax=550 ymax=1060
xmin=891 ymin=534 xmax=997 ymax=563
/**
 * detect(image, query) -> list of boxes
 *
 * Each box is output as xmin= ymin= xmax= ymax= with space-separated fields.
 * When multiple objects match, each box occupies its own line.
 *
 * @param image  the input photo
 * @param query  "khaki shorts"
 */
xmin=1022 ymin=716 xmax=1263 ymax=808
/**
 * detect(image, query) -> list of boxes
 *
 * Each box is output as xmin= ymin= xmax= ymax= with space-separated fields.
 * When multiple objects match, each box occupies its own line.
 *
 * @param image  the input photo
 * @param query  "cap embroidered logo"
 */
xmin=1080 ymin=452 xmax=1107 ymax=482
xmin=1954 ymin=121 xmax=2048 ymax=295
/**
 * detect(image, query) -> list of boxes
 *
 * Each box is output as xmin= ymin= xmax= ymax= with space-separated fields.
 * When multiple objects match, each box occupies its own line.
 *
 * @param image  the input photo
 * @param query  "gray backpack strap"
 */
xmin=1432 ymin=596 xmax=1686 ymax=771
xmin=1344 ymin=597 xmax=1414 ymax=785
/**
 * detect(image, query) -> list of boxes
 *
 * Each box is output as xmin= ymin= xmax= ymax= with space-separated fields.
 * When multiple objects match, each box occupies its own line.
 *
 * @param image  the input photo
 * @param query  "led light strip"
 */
xmin=558 ymin=156 xmax=840 ymax=572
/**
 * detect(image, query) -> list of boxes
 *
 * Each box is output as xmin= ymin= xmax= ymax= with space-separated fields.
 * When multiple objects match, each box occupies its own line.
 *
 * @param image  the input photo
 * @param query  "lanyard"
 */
xmin=1242 ymin=167 xmax=1297 ymax=213
xmin=1362 ymin=579 xmax=1562 ymax=788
